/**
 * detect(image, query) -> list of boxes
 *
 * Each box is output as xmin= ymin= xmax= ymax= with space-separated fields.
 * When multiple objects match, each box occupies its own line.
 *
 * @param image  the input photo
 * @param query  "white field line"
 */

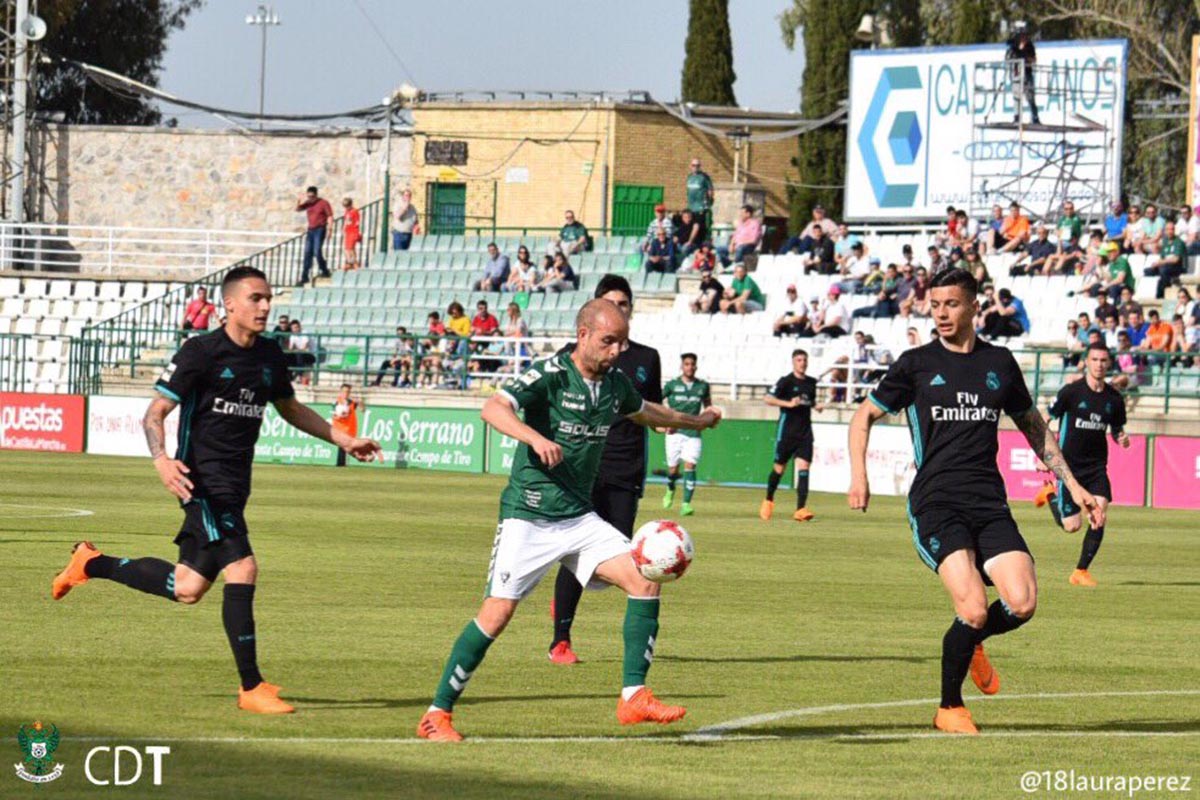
xmin=0 ymin=502 xmax=94 ymax=519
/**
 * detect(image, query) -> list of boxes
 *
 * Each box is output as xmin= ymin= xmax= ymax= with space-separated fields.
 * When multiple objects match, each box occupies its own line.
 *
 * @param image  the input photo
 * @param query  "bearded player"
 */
xmin=848 ymin=268 xmax=1102 ymax=734
xmin=416 ymin=299 xmax=721 ymax=741
xmin=51 ymin=266 xmax=382 ymax=714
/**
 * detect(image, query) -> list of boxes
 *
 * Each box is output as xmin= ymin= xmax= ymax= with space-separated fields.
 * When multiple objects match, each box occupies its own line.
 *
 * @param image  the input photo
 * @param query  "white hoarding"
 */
xmin=87 ymin=395 xmax=178 ymax=457
xmin=808 ymin=422 xmax=915 ymax=497
xmin=845 ymin=39 xmax=1127 ymax=220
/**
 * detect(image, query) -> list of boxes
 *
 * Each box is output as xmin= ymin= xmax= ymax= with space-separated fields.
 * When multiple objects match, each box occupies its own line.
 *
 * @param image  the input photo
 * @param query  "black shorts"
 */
xmin=175 ymin=496 xmax=255 ymax=582
xmin=774 ymin=431 xmax=813 ymax=465
xmin=908 ymin=504 xmax=1030 ymax=584
xmin=591 ymin=481 xmax=640 ymax=539
xmin=1057 ymin=468 xmax=1111 ymax=517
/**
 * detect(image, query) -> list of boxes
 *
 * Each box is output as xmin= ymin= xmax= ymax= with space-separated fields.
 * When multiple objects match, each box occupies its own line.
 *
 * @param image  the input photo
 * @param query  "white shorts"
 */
xmin=485 ymin=512 xmax=632 ymax=600
xmin=665 ymin=433 xmax=703 ymax=468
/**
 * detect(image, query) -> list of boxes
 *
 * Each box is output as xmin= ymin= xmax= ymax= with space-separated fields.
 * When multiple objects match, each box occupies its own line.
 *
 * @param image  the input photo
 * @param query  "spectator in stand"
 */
xmin=777 ymin=204 xmax=837 ymax=255
xmin=296 ymin=185 xmax=334 ymax=286
xmin=502 ymin=302 xmax=531 ymax=375
xmin=341 ymin=197 xmax=361 ymax=271
xmin=1167 ymin=315 xmax=1194 ymax=367
xmin=973 ymin=284 xmax=996 ymax=331
xmin=644 ymin=204 xmax=674 ymax=248
xmin=1117 ymin=286 xmax=1142 ymax=324
xmin=474 ymin=242 xmax=511 ymax=291
xmin=953 ymin=209 xmax=979 ymax=251
xmin=837 ymin=241 xmax=872 ymax=293
xmin=445 ymin=300 xmax=471 ymax=338
xmin=718 ymin=263 xmax=765 ymax=314
xmin=536 ymin=253 xmax=576 ymax=293
xmin=1177 ymin=287 xmax=1198 ymax=329
xmin=852 ymin=263 xmax=901 ymax=318
xmin=1093 ymin=293 xmax=1119 ymax=328
xmin=673 ymin=209 xmax=705 ymax=258
xmin=182 ymin=287 xmax=216 ymax=331
xmin=802 ymin=223 xmax=836 ymax=274
xmin=927 ymin=245 xmax=948 ymax=275
xmin=934 ymin=205 xmax=959 ymax=248
xmin=686 ymin=158 xmax=714 ymax=225
xmin=472 ymin=300 xmax=500 ymax=338
xmin=1144 ymin=220 xmax=1187 ymax=298
xmin=979 ymin=287 xmax=1029 ymax=339
xmin=964 ymin=247 xmax=988 ymax=286
xmin=1056 ymin=200 xmax=1083 ymax=245
xmin=1144 ymin=309 xmax=1173 ymax=365
xmin=392 ymin=188 xmax=418 ymax=251
xmin=1011 ymin=224 xmax=1055 ymax=275
xmin=1064 ymin=320 xmax=1084 ymax=367
xmin=772 ymin=284 xmax=809 ymax=336
xmin=273 ymin=314 xmax=291 ymax=346
xmin=1124 ymin=309 xmax=1149 ymax=348
xmin=1180 ymin=205 xmax=1200 ymax=255
xmin=470 ymin=302 xmax=505 ymax=376
xmin=719 ymin=204 xmax=763 ymax=266
xmin=1077 ymin=311 xmax=1099 ymax=341
xmin=689 ymin=242 xmax=718 ymax=272
xmin=859 ymin=256 xmax=884 ymax=295
xmin=906 ymin=326 xmax=922 ymax=347
xmin=644 ymin=227 xmax=677 ymax=273
xmin=690 ymin=266 xmax=724 ymax=314
xmin=833 ymin=222 xmax=863 ymax=271
xmin=811 ymin=285 xmax=849 ymax=338
xmin=984 ymin=204 xmax=1005 ymax=253
xmin=557 ymin=210 xmax=591 ymax=256
xmin=1121 ymin=204 xmax=1146 ymax=253
xmin=1101 ymin=315 xmax=1120 ymax=349
xmin=504 ymin=246 xmax=539 ymax=292
xmin=899 ymin=242 xmax=917 ymax=269
xmin=287 ymin=319 xmax=314 ymax=385
xmin=1104 ymin=200 xmax=1128 ymax=244
xmin=1139 ymin=203 xmax=1165 ymax=254
xmin=419 ymin=312 xmax=447 ymax=387
xmin=373 ymin=326 xmax=415 ymax=387
xmin=898 ymin=264 xmax=931 ymax=317
xmin=1044 ymin=232 xmax=1084 ymax=275
xmin=331 ymin=384 xmax=359 ymax=467
xmin=997 ymin=202 xmax=1031 ymax=253
xmin=1092 ymin=242 xmax=1134 ymax=302
xmin=1114 ymin=330 xmax=1141 ymax=386
xmin=948 ymin=246 xmax=968 ymax=271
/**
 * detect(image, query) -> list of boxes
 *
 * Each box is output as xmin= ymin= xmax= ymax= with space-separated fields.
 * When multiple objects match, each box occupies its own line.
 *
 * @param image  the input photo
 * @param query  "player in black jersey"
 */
xmin=51 ymin=266 xmax=382 ymax=714
xmin=1036 ymin=343 xmax=1128 ymax=587
xmin=548 ymin=274 xmax=663 ymax=664
xmin=760 ymin=349 xmax=824 ymax=523
xmin=848 ymin=269 xmax=1102 ymax=735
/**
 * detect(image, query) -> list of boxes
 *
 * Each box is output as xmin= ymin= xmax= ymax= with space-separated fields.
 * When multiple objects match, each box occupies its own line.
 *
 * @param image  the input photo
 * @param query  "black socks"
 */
xmin=978 ymin=599 xmax=1030 ymax=642
xmin=940 ymin=617 xmax=979 ymax=708
xmin=223 ymin=583 xmax=263 ymax=691
xmin=796 ymin=469 xmax=810 ymax=509
xmin=1078 ymin=526 xmax=1104 ymax=570
xmin=85 ymin=555 xmax=178 ymax=601
xmin=551 ymin=566 xmax=584 ymax=647
xmin=766 ymin=470 xmax=782 ymax=501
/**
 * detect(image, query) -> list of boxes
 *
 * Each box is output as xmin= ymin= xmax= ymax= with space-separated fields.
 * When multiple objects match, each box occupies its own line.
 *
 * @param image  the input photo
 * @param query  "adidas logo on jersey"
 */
xmin=1077 ymin=401 xmax=1088 ymax=409
xmin=220 ymin=367 xmax=235 ymax=379
xmin=929 ymin=374 xmax=946 ymax=386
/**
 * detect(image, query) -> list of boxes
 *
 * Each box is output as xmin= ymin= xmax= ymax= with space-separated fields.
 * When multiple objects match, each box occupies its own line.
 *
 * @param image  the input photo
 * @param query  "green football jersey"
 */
xmin=498 ymin=349 xmax=645 ymax=520
xmin=663 ymin=377 xmax=710 ymax=439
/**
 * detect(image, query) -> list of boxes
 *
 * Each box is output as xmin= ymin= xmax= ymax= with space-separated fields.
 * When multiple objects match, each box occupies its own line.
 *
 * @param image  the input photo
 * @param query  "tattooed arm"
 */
xmin=144 ymin=395 xmax=193 ymax=502
xmin=1011 ymin=407 xmax=1105 ymax=528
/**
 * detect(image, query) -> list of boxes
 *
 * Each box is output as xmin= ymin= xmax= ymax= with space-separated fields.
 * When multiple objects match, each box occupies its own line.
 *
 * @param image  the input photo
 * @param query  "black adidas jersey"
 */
xmin=154 ymin=329 xmax=294 ymax=502
xmin=1048 ymin=379 xmax=1125 ymax=475
xmin=869 ymin=339 xmax=1032 ymax=513
xmin=769 ymin=373 xmax=818 ymax=439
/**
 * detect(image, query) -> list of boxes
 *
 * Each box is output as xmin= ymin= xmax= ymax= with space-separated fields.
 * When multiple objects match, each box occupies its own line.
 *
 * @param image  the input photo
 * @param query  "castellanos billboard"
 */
xmin=845 ymin=39 xmax=1127 ymax=220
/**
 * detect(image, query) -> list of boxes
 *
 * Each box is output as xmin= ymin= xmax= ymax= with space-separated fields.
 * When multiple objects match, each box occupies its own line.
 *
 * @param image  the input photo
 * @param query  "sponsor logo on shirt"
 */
xmin=930 ymin=391 xmax=1000 ymax=422
xmin=1073 ymin=413 xmax=1108 ymax=432
xmin=212 ymin=388 xmax=265 ymax=419
xmin=557 ymin=420 xmax=611 ymax=440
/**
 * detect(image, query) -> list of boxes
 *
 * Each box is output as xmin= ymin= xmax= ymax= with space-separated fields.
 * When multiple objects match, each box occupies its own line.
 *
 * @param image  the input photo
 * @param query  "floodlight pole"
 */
xmin=246 ymin=6 xmax=280 ymax=130
xmin=12 ymin=0 xmax=29 ymax=222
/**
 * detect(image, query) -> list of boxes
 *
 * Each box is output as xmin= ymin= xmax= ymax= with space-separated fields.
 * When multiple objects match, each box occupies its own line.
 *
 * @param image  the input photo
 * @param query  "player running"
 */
xmin=548 ymin=274 xmax=662 ymax=665
xmin=51 ymin=266 xmax=382 ymax=714
xmin=760 ymin=349 xmax=824 ymax=522
xmin=1033 ymin=342 xmax=1129 ymax=587
xmin=416 ymin=299 xmax=721 ymax=742
xmin=661 ymin=353 xmax=711 ymax=516
xmin=848 ymin=268 xmax=1102 ymax=735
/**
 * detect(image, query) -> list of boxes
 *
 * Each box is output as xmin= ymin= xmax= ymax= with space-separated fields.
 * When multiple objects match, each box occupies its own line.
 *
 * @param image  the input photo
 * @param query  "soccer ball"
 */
xmin=630 ymin=520 xmax=694 ymax=583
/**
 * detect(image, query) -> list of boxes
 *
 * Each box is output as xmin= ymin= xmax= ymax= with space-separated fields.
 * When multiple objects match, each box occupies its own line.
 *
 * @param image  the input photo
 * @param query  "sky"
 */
xmin=156 ymin=0 xmax=806 ymax=127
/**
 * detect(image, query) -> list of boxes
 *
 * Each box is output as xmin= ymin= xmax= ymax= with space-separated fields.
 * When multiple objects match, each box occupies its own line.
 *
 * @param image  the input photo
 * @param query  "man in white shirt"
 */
xmin=773 ymin=284 xmax=809 ymax=336
xmin=812 ymin=285 xmax=849 ymax=338
xmin=1179 ymin=205 xmax=1200 ymax=255
xmin=838 ymin=243 xmax=873 ymax=293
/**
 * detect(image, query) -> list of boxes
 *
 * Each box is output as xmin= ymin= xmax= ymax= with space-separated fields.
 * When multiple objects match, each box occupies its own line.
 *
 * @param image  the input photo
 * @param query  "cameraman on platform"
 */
xmin=1006 ymin=22 xmax=1041 ymax=126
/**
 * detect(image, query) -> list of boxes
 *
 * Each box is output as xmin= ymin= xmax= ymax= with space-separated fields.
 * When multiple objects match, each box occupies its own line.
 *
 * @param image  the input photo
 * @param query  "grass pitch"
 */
xmin=2 ymin=450 xmax=1197 ymax=799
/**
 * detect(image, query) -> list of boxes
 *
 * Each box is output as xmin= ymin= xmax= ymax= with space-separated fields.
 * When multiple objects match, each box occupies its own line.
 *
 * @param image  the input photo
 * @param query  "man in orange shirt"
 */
xmin=182 ymin=287 xmax=216 ymax=331
xmin=1143 ymin=309 xmax=1174 ymax=367
xmin=331 ymin=383 xmax=359 ymax=467
xmin=997 ymin=203 xmax=1030 ymax=254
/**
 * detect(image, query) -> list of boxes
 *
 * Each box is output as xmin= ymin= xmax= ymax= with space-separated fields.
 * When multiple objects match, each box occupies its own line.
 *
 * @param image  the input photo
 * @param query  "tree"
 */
xmin=779 ymin=0 xmax=873 ymax=226
xmin=681 ymin=0 xmax=737 ymax=106
xmin=35 ymin=0 xmax=203 ymax=125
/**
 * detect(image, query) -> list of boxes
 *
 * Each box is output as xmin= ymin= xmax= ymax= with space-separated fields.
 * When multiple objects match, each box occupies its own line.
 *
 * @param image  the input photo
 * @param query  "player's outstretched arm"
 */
xmin=848 ymin=400 xmax=885 ymax=512
xmin=144 ymin=395 xmax=193 ymax=502
xmin=1012 ymin=408 xmax=1105 ymax=528
xmin=481 ymin=394 xmax=562 ymax=467
xmin=273 ymin=396 xmax=383 ymax=462
xmin=629 ymin=401 xmax=721 ymax=432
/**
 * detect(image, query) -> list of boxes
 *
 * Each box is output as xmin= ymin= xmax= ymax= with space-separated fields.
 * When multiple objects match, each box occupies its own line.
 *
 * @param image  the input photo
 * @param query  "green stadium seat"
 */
xmin=369 ymin=309 xmax=389 ymax=328
xmin=411 ymin=273 xmax=428 ymax=289
xmin=395 ymin=272 xmax=413 ymax=288
xmin=327 ymin=288 xmax=346 ymax=306
xmin=527 ymin=292 xmax=545 ymax=310
xmin=311 ymin=308 xmax=329 ymax=326
xmin=326 ymin=308 xmax=346 ymax=326
xmin=463 ymin=235 xmax=482 ymax=252
xmin=579 ymin=273 xmax=601 ymax=293
xmin=447 ymin=235 xmax=466 ymax=252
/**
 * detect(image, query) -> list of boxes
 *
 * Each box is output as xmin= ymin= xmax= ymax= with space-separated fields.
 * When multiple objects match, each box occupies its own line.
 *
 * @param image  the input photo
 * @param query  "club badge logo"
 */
xmin=15 ymin=721 xmax=63 ymax=784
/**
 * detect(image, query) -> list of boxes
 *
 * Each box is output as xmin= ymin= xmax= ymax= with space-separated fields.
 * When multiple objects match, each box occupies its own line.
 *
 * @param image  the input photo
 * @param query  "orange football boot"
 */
xmin=238 ymin=683 xmax=294 ymax=714
xmin=969 ymin=644 xmax=1000 ymax=695
xmin=1033 ymin=482 xmax=1056 ymax=508
xmin=792 ymin=507 xmax=815 ymax=522
xmin=417 ymin=710 xmax=463 ymax=742
xmin=51 ymin=541 xmax=102 ymax=600
xmin=1069 ymin=568 xmax=1097 ymax=587
xmin=759 ymin=499 xmax=774 ymax=521
xmin=933 ymin=706 xmax=979 ymax=735
xmin=617 ymin=688 xmax=687 ymax=725
xmin=548 ymin=641 xmax=579 ymax=664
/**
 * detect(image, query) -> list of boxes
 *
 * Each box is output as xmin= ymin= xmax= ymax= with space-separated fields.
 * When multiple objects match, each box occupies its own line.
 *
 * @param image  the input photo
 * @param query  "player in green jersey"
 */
xmin=661 ymin=353 xmax=712 ymax=516
xmin=417 ymin=299 xmax=722 ymax=742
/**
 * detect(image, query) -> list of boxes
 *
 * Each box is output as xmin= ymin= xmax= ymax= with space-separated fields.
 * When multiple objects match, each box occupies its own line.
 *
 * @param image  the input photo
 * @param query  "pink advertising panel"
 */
xmin=996 ymin=430 xmax=1147 ymax=507
xmin=1151 ymin=436 xmax=1200 ymax=510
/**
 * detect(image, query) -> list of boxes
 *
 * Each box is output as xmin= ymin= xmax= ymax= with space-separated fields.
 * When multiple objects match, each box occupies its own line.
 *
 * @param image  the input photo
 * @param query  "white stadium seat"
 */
xmin=97 ymin=282 xmax=122 ymax=301
xmin=14 ymin=317 xmax=37 ymax=335
xmin=0 ymin=277 xmax=20 ymax=298
xmin=48 ymin=280 xmax=73 ymax=299
xmin=74 ymin=300 xmax=99 ymax=321
xmin=73 ymin=280 xmax=98 ymax=299
xmin=24 ymin=298 xmax=50 ymax=318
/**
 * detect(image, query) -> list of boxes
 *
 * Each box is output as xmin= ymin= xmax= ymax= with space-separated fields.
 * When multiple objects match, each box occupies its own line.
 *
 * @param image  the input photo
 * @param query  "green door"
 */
xmin=612 ymin=183 xmax=663 ymax=237
xmin=427 ymin=183 xmax=466 ymax=235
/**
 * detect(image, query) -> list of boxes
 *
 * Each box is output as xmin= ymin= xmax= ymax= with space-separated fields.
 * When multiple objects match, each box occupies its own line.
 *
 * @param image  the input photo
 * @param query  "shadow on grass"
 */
xmin=1118 ymin=581 xmax=1200 ymax=587
xmin=656 ymin=653 xmax=933 ymax=665
xmin=748 ymin=717 xmax=1200 ymax=741
xmin=197 ymin=692 xmax=725 ymax=711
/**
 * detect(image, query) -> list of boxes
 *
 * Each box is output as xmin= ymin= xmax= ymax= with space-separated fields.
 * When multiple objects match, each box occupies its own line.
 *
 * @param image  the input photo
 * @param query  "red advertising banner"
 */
xmin=996 ymin=430 xmax=1147 ymax=507
xmin=0 ymin=393 xmax=86 ymax=453
xmin=1151 ymin=436 xmax=1200 ymax=510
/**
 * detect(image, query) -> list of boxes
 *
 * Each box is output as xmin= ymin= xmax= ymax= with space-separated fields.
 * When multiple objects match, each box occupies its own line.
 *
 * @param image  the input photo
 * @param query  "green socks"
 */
xmin=683 ymin=469 xmax=696 ymax=503
xmin=432 ymin=620 xmax=494 ymax=711
xmin=622 ymin=597 xmax=660 ymax=688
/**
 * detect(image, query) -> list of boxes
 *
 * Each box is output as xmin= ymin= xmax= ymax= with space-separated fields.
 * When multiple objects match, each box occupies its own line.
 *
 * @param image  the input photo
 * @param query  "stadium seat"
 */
xmin=0 ymin=277 xmax=20 ymax=298
xmin=97 ymin=282 xmax=122 ymax=301
xmin=48 ymin=280 xmax=72 ymax=300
